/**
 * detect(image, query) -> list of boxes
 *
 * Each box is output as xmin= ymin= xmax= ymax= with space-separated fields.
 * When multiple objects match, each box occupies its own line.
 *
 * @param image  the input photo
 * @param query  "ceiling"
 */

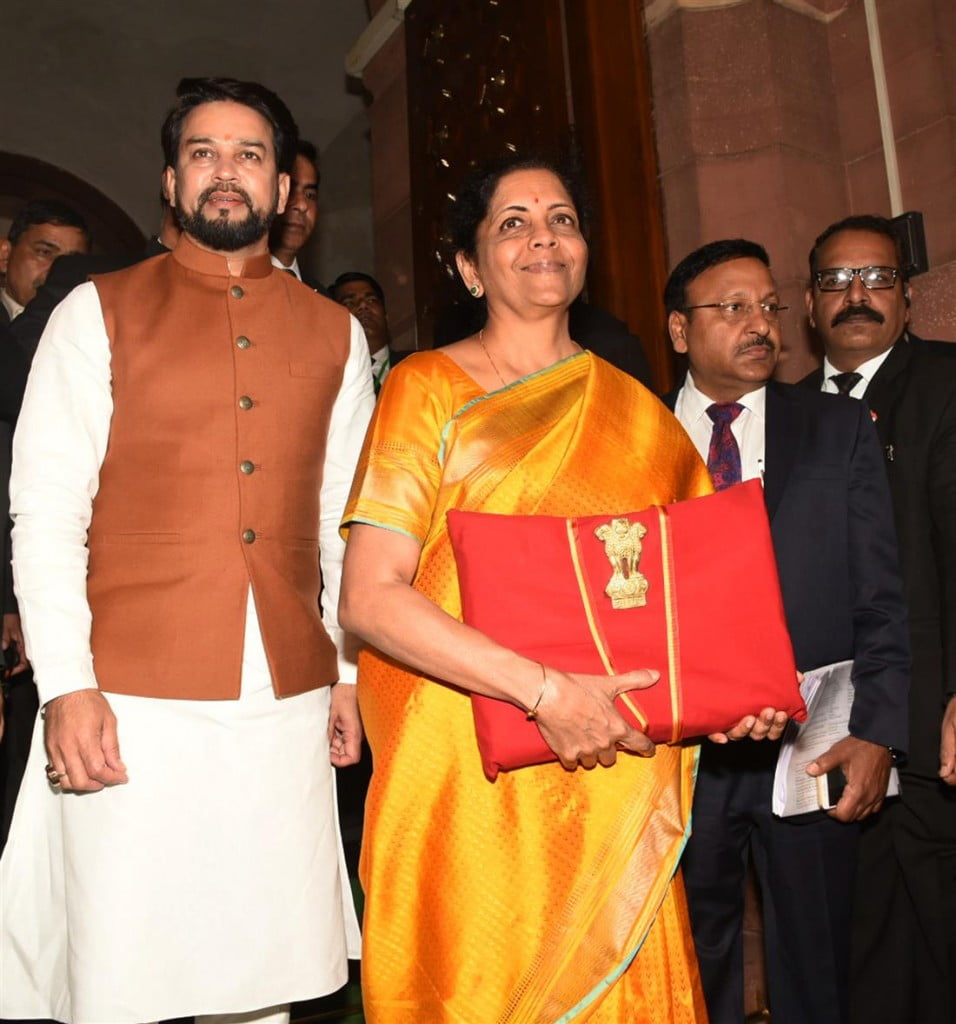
xmin=0 ymin=0 xmax=373 ymax=234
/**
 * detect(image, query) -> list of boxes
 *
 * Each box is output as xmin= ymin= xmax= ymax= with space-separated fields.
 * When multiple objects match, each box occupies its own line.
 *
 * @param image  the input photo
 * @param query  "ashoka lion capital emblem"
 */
xmin=594 ymin=517 xmax=649 ymax=610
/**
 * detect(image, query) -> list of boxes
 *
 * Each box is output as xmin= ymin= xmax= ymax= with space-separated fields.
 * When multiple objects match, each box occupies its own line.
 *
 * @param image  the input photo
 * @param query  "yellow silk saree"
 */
xmin=343 ymin=350 xmax=712 ymax=1023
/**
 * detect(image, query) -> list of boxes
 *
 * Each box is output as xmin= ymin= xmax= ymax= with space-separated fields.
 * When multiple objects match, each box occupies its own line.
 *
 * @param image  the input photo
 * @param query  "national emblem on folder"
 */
xmin=594 ymin=517 xmax=649 ymax=609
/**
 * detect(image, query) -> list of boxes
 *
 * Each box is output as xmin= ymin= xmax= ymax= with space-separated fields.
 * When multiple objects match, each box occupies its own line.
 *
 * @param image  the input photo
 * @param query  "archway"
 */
xmin=0 ymin=151 xmax=145 ymax=254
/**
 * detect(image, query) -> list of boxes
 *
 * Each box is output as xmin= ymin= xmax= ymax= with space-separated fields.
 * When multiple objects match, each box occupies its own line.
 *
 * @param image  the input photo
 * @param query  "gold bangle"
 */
xmin=526 ymin=663 xmax=548 ymax=721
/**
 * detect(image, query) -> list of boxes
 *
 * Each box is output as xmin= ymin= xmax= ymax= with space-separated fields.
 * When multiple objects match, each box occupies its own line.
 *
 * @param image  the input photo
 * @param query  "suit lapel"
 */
xmin=862 ymin=339 xmax=910 ymax=446
xmin=763 ymin=381 xmax=801 ymax=522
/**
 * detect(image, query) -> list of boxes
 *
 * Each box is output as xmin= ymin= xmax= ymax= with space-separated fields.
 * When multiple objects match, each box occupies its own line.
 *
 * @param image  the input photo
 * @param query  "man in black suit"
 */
xmin=269 ymin=138 xmax=325 ymax=292
xmin=9 ymin=200 xmax=177 ymax=360
xmin=804 ymin=214 xmax=956 ymax=1024
xmin=0 ymin=404 xmax=31 ymax=852
xmin=0 ymin=200 xmax=90 ymax=328
xmin=0 ymin=201 xmax=89 ymax=849
xmin=664 ymin=239 xmax=910 ymax=1024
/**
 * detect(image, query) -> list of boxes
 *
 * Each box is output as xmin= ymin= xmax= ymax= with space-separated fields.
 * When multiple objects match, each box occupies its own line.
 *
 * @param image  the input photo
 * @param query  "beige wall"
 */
xmin=645 ymin=0 xmax=956 ymax=379
xmin=0 ymin=0 xmax=373 ymax=285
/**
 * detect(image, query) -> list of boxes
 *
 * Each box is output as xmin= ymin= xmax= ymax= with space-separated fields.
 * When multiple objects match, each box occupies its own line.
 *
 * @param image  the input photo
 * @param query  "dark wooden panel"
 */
xmin=404 ymin=0 xmax=572 ymax=346
xmin=404 ymin=0 xmax=671 ymax=391
xmin=564 ymin=0 xmax=674 ymax=392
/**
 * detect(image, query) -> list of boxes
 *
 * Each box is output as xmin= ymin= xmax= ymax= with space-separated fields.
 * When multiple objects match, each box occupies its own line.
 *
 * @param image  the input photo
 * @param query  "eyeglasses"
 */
xmin=814 ymin=266 xmax=900 ymax=292
xmin=683 ymin=299 xmax=789 ymax=324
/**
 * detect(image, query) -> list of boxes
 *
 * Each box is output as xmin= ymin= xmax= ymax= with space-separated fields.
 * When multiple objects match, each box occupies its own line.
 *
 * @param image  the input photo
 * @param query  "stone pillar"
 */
xmin=829 ymin=0 xmax=956 ymax=341
xmin=644 ymin=0 xmax=955 ymax=382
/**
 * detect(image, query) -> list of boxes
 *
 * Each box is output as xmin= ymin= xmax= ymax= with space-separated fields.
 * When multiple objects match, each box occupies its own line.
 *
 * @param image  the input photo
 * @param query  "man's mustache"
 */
xmin=832 ymin=303 xmax=884 ymax=327
xmin=739 ymin=337 xmax=775 ymax=354
xmin=197 ymin=184 xmax=253 ymax=210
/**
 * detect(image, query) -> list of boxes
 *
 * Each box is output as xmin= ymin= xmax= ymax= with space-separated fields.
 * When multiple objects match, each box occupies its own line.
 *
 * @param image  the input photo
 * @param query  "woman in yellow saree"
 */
xmin=340 ymin=157 xmax=713 ymax=1022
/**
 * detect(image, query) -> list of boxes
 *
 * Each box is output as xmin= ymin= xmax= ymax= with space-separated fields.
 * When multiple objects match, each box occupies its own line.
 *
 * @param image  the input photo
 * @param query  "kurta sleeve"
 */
xmin=318 ymin=314 xmax=376 ymax=685
xmin=10 ymin=283 xmax=113 ymax=706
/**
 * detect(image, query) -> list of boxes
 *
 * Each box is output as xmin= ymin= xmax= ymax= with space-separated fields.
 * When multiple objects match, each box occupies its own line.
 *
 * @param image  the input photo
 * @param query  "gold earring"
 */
xmin=470 ymin=284 xmax=480 ymax=297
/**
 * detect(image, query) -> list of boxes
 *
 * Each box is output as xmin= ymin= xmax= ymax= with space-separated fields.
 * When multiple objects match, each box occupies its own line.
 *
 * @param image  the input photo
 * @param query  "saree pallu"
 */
xmin=343 ymin=350 xmax=713 ymax=1023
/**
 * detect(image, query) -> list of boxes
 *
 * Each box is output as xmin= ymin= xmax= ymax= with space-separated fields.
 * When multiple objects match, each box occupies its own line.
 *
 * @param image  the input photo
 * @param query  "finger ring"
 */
xmin=45 ymin=764 xmax=62 ymax=786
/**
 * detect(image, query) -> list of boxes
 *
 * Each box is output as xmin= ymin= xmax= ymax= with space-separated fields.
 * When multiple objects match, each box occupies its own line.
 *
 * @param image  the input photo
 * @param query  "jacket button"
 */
xmin=230 ymin=285 xmax=244 ymax=299
xmin=236 ymin=336 xmax=250 ymax=349
xmin=242 ymin=529 xmax=256 ymax=543
xmin=240 ymin=460 xmax=255 ymax=475
xmin=238 ymin=395 xmax=253 ymax=410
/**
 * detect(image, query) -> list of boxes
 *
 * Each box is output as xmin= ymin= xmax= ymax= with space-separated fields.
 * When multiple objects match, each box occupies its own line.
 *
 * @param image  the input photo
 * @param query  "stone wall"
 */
xmin=645 ymin=0 xmax=955 ymax=378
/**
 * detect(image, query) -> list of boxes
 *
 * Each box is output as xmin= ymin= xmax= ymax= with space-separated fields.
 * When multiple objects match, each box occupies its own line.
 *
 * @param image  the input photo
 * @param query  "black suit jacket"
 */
xmin=0 ymin=320 xmax=29 ymax=426
xmin=301 ymin=272 xmax=332 ymax=299
xmin=803 ymin=334 xmax=956 ymax=774
xmin=0 ymin=419 xmax=14 ymax=615
xmin=666 ymin=379 xmax=910 ymax=751
xmin=1 ymin=321 xmax=29 ymax=613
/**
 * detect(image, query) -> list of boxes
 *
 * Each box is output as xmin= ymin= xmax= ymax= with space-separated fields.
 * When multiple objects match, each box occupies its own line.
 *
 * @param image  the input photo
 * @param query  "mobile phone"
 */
xmin=816 ymin=767 xmax=848 ymax=810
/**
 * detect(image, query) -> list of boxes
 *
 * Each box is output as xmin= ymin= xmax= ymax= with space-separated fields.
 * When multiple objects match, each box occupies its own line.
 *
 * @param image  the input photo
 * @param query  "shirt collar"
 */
xmin=1 ymin=287 xmax=24 ymax=321
xmin=682 ymin=370 xmax=766 ymax=424
xmin=269 ymin=254 xmax=301 ymax=280
xmin=822 ymin=345 xmax=894 ymax=387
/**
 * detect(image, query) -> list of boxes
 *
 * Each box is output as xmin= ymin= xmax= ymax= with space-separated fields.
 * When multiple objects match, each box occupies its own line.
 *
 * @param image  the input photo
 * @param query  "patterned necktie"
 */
xmin=830 ymin=371 xmax=863 ymax=396
xmin=706 ymin=402 xmax=744 ymax=491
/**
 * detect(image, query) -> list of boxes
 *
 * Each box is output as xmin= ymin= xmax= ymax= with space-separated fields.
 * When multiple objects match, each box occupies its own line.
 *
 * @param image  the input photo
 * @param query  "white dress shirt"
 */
xmin=269 ymin=252 xmax=302 ymax=280
xmin=673 ymin=371 xmax=767 ymax=484
xmin=370 ymin=342 xmax=391 ymax=390
xmin=1 ymin=286 xmax=24 ymax=321
xmin=821 ymin=348 xmax=893 ymax=398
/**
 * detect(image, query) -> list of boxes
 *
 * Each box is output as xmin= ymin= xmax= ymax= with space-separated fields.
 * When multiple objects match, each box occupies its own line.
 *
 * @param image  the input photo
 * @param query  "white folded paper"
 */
xmin=773 ymin=660 xmax=899 ymax=817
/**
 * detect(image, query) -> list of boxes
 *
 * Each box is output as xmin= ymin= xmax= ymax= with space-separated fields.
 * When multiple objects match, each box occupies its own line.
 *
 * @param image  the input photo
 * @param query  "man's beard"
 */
xmin=176 ymin=184 xmax=278 ymax=252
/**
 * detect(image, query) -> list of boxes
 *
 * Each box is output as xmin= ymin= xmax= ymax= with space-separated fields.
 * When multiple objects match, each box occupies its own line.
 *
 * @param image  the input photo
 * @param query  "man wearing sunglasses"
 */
xmin=804 ymin=214 xmax=956 ymax=1024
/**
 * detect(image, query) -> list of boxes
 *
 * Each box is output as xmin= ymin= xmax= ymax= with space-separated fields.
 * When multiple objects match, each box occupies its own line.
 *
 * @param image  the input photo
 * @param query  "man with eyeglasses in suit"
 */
xmin=803 ymin=214 xmax=956 ymax=1024
xmin=663 ymin=237 xmax=909 ymax=1024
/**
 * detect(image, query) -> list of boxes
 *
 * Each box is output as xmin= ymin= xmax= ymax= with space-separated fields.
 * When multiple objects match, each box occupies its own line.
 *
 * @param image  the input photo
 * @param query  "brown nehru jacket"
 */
xmin=87 ymin=236 xmax=349 ymax=700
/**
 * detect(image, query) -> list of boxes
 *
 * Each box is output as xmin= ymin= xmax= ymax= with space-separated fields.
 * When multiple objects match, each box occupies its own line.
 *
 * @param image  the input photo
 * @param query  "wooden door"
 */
xmin=403 ymin=0 xmax=673 ymax=390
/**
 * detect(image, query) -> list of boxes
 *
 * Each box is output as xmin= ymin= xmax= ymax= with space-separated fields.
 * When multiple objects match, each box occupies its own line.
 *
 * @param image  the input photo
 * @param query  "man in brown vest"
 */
xmin=0 ymin=77 xmax=374 ymax=1024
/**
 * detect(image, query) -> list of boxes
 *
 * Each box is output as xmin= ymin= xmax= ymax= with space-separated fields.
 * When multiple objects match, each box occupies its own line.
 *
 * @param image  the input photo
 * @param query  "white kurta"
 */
xmin=0 ymin=284 xmax=374 ymax=1024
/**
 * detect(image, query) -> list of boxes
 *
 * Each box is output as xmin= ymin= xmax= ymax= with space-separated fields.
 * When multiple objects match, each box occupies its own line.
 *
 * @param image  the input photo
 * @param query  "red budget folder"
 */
xmin=448 ymin=479 xmax=805 ymax=780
